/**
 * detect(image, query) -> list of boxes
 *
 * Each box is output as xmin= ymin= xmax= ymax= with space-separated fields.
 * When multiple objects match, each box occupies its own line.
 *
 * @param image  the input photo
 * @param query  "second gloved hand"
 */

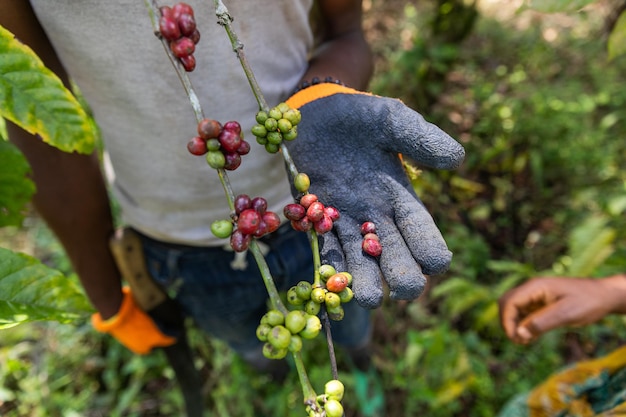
xmin=284 ymin=83 xmax=465 ymax=309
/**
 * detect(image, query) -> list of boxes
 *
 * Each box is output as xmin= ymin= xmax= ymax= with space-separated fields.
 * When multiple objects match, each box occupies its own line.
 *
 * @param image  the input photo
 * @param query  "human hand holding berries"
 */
xmin=284 ymin=83 xmax=465 ymax=309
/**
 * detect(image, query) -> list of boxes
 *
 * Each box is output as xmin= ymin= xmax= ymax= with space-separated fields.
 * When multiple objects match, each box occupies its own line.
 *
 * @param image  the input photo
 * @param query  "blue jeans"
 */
xmin=136 ymin=224 xmax=372 ymax=360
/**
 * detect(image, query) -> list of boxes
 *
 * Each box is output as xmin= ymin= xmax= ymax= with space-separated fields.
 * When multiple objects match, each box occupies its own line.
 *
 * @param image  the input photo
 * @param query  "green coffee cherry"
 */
xmin=283 ymin=108 xmax=301 ymax=125
xmin=299 ymin=315 xmax=322 ymax=339
xmin=276 ymin=102 xmax=290 ymax=114
xmin=210 ymin=219 xmax=233 ymax=239
xmin=277 ymin=118 xmax=292 ymax=133
xmin=285 ymin=310 xmax=308 ymax=334
xmin=263 ymin=342 xmax=288 ymax=360
xmin=206 ymin=138 xmax=221 ymax=151
xmin=206 ymin=150 xmax=225 ymax=169
xmin=295 ymin=280 xmax=313 ymax=300
xmin=282 ymin=127 xmax=298 ymax=141
xmin=255 ymin=110 xmax=268 ymax=124
xmin=304 ymin=299 xmax=321 ymax=316
xmin=287 ymin=287 xmax=304 ymax=306
xmin=326 ymin=304 xmax=344 ymax=321
xmin=268 ymin=107 xmax=283 ymax=120
xmin=264 ymin=117 xmax=278 ymax=132
xmin=310 ymin=287 xmax=326 ymax=304
xmin=267 ymin=325 xmax=291 ymax=349
xmin=264 ymin=309 xmax=284 ymax=327
xmin=324 ymin=399 xmax=344 ymax=417
xmin=294 ymin=173 xmax=310 ymax=193
xmin=319 ymin=264 xmax=337 ymax=281
xmin=338 ymin=287 xmax=354 ymax=303
xmin=288 ymin=334 xmax=303 ymax=352
xmin=324 ymin=380 xmax=345 ymax=402
xmin=267 ymin=131 xmax=283 ymax=145
xmin=251 ymin=124 xmax=268 ymax=137
xmin=256 ymin=323 xmax=272 ymax=342
xmin=325 ymin=292 xmax=341 ymax=309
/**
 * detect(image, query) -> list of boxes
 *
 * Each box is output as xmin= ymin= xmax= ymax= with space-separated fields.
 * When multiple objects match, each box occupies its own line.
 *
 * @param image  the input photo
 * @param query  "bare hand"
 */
xmin=498 ymin=275 xmax=626 ymax=344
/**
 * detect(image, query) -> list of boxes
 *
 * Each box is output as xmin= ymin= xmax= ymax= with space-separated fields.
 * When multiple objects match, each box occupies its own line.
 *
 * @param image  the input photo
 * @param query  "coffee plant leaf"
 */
xmin=0 ymin=25 xmax=95 ymax=154
xmin=608 ymin=11 xmax=626 ymax=61
xmin=0 ymin=247 xmax=93 ymax=329
xmin=0 ymin=140 xmax=35 ymax=227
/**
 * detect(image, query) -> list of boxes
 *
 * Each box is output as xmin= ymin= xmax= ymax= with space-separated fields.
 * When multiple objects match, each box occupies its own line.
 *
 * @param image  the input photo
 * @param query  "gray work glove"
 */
xmin=284 ymin=83 xmax=465 ymax=309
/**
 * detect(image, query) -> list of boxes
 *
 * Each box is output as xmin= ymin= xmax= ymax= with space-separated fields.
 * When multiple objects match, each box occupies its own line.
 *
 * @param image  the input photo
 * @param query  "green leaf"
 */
xmin=0 ymin=140 xmax=35 ymax=227
xmin=521 ymin=0 xmax=596 ymax=13
xmin=608 ymin=11 xmax=626 ymax=61
xmin=0 ymin=247 xmax=93 ymax=328
xmin=0 ymin=25 xmax=95 ymax=153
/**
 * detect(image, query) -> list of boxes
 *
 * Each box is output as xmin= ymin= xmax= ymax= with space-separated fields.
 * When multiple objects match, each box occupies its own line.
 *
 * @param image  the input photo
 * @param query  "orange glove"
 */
xmin=91 ymin=287 xmax=176 ymax=354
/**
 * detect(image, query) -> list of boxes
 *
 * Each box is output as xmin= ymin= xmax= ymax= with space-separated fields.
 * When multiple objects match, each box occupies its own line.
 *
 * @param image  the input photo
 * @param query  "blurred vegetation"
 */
xmin=2 ymin=0 xmax=626 ymax=416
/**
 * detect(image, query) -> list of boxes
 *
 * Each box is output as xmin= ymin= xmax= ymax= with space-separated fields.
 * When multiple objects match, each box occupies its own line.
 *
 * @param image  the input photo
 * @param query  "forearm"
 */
xmin=8 ymin=124 xmax=123 ymax=319
xmin=599 ymin=273 xmax=626 ymax=315
xmin=301 ymin=0 xmax=373 ymax=90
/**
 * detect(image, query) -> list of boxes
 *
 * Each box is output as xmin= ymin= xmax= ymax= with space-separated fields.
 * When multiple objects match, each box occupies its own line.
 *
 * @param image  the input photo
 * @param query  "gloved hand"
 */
xmin=499 ymin=275 xmax=626 ymax=345
xmin=91 ymin=286 xmax=176 ymax=354
xmin=285 ymin=83 xmax=465 ymax=309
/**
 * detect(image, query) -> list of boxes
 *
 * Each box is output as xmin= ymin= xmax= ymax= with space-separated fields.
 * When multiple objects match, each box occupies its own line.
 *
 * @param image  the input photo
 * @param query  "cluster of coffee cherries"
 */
xmin=158 ymin=2 xmax=200 ymax=72
xmin=256 ymin=308 xmax=323 ymax=360
xmin=286 ymin=265 xmax=353 ymax=321
xmin=284 ymin=193 xmax=340 ymax=235
xmin=309 ymin=379 xmax=345 ymax=417
xmin=361 ymin=221 xmax=382 ymax=257
xmin=210 ymin=194 xmax=281 ymax=252
xmin=187 ymin=119 xmax=251 ymax=171
xmin=251 ymin=103 xmax=302 ymax=153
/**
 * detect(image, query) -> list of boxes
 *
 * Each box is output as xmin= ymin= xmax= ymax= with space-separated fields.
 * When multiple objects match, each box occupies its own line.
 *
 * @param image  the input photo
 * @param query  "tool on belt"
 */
xmin=108 ymin=227 xmax=205 ymax=417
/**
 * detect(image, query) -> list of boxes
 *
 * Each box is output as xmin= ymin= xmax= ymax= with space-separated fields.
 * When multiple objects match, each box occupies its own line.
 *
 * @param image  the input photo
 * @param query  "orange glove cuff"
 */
xmin=91 ymin=287 xmax=176 ymax=355
xmin=286 ymin=83 xmax=370 ymax=109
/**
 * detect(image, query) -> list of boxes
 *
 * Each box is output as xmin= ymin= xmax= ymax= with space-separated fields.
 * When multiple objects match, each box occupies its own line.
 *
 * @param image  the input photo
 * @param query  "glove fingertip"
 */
xmin=388 ymin=277 xmax=426 ymax=301
xmin=354 ymin=287 xmax=384 ymax=310
xmin=421 ymin=249 xmax=453 ymax=276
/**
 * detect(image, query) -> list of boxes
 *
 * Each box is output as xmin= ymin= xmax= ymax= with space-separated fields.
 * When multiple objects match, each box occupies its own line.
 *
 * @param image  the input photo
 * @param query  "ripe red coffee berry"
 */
xmin=237 ymin=209 xmax=261 ymax=235
xmin=159 ymin=16 xmax=181 ymax=41
xmin=284 ymin=203 xmax=306 ymax=221
xmin=223 ymin=152 xmax=242 ymax=171
xmin=262 ymin=211 xmax=281 ymax=234
xmin=251 ymin=197 xmax=268 ymax=214
xmin=170 ymin=37 xmax=195 ymax=58
xmin=230 ymin=229 xmax=251 ymax=252
xmin=306 ymin=201 xmax=325 ymax=222
xmin=291 ymin=217 xmax=312 ymax=232
xmin=197 ymin=118 xmax=222 ymax=140
xmin=189 ymin=29 xmax=201 ymax=44
xmin=186 ymin=136 xmax=207 ymax=155
xmin=223 ymin=121 xmax=242 ymax=135
xmin=172 ymin=2 xmax=194 ymax=19
xmin=179 ymin=54 xmax=196 ymax=72
xmin=363 ymin=232 xmax=379 ymax=241
xmin=234 ymin=194 xmax=252 ymax=214
xmin=361 ymin=221 xmax=377 ymax=235
xmin=253 ymin=220 xmax=269 ymax=238
xmin=176 ymin=13 xmax=196 ymax=37
xmin=314 ymin=214 xmax=334 ymax=234
xmin=218 ymin=129 xmax=242 ymax=153
xmin=236 ymin=140 xmax=251 ymax=155
xmin=160 ymin=5 xmax=174 ymax=18
xmin=324 ymin=206 xmax=340 ymax=222
xmin=299 ymin=193 xmax=318 ymax=209
xmin=362 ymin=237 xmax=382 ymax=257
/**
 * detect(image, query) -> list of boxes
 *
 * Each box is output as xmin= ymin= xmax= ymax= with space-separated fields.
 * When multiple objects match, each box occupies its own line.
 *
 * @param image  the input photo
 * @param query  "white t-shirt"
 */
xmin=29 ymin=0 xmax=314 ymax=245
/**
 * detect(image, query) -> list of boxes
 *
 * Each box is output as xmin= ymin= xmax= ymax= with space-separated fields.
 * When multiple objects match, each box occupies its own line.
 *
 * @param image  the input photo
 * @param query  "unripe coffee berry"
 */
xmin=294 ymin=173 xmax=310 ymax=193
xmin=295 ymin=280 xmax=312 ymax=300
xmin=277 ymin=118 xmax=292 ymax=133
xmin=299 ymin=315 xmax=322 ymax=340
xmin=206 ymin=150 xmax=225 ymax=169
xmin=255 ymin=110 xmax=268 ymax=124
xmin=268 ymin=325 xmax=291 ymax=349
xmin=210 ymin=219 xmax=233 ymax=239
xmin=325 ymin=292 xmax=341 ymax=309
xmin=319 ymin=264 xmax=337 ymax=280
xmin=310 ymin=287 xmax=326 ymax=304
xmin=325 ymin=380 xmax=345 ymax=402
xmin=282 ymin=108 xmax=301 ymax=125
xmin=338 ymin=287 xmax=354 ymax=303
xmin=282 ymin=127 xmax=298 ymax=141
xmin=325 ymin=399 xmax=344 ymax=417
xmin=327 ymin=304 xmax=345 ymax=321
xmin=256 ymin=323 xmax=272 ymax=342
xmin=263 ymin=309 xmax=284 ymax=327
xmin=285 ymin=310 xmax=307 ymax=334
xmin=268 ymin=107 xmax=282 ymax=120
xmin=304 ymin=300 xmax=321 ymax=315
xmin=288 ymin=334 xmax=303 ymax=353
xmin=263 ymin=342 xmax=288 ymax=360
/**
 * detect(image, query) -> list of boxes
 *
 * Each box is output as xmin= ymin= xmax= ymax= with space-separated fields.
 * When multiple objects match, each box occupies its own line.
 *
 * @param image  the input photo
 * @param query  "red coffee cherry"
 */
xmin=324 ymin=206 xmax=340 ymax=222
xmin=159 ymin=16 xmax=181 ymax=41
xmin=223 ymin=151 xmax=242 ymax=171
xmin=262 ymin=211 xmax=281 ymax=234
xmin=291 ymin=217 xmax=312 ymax=232
xmin=189 ymin=29 xmax=201 ymax=44
xmin=326 ymin=273 xmax=349 ymax=293
xmin=234 ymin=194 xmax=252 ymax=214
xmin=251 ymin=196 xmax=268 ymax=214
xmin=362 ymin=237 xmax=382 ymax=257
xmin=223 ymin=120 xmax=242 ymax=135
xmin=230 ymin=229 xmax=251 ymax=252
xmin=299 ymin=193 xmax=318 ymax=209
xmin=179 ymin=54 xmax=196 ymax=72
xmin=284 ymin=203 xmax=306 ymax=221
xmin=170 ymin=37 xmax=195 ymax=58
xmin=177 ymin=13 xmax=196 ymax=37
xmin=186 ymin=136 xmax=207 ymax=155
xmin=361 ymin=221 xmax=377 ymax=235
xmin=237 ymin=209 xmax=261 ymax=235
xmin=306 ymin=201 xmax=325 ymax=222
xmin=218 ymin=128 xmax=242 ymax=153
xmin=313 ymin=214 xmax=333 ymax=234
xmin=197 ymin=118 xmax=222 ymax=140
xmin=236 ymin=140 xmax=251 ymax=155
xmin=172 ymin=2 xmax=194 ymax=19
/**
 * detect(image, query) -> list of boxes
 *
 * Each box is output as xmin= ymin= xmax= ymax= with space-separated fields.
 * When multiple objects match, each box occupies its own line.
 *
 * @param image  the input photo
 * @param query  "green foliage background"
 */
xmin=1 ymin=1 xmax=626 ymax=416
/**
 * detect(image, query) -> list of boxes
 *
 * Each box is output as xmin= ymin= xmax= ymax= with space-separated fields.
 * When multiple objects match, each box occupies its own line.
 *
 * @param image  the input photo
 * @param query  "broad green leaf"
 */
xmin=0 ymin=247 xmax=93 ymax=328
xmin=0 ymin=140 xmax=35 ymax=227
xmin=608 ymin=11 xmax=626 ymax=61
xmin=521 ymin=0 xmax=596 ymax=13
xmin=0 ymin=25 xmax=95 ymax=153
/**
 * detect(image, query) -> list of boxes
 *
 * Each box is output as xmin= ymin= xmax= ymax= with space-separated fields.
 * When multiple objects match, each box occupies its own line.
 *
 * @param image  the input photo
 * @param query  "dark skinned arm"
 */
xmin=0 ymin=1 xmax=123 ymax=319
xmin=302 ymin=0 xmax=373 ymax=91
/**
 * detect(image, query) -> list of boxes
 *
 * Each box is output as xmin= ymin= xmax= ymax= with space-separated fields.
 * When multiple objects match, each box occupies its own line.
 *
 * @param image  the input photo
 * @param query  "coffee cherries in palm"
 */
xmin=251 ymin=102 xmax=301 ymax=153
xmin=159 ymin=3 xmax=201 ymax=72
xmin=361 ymin=221 xmax=382 ymax=257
